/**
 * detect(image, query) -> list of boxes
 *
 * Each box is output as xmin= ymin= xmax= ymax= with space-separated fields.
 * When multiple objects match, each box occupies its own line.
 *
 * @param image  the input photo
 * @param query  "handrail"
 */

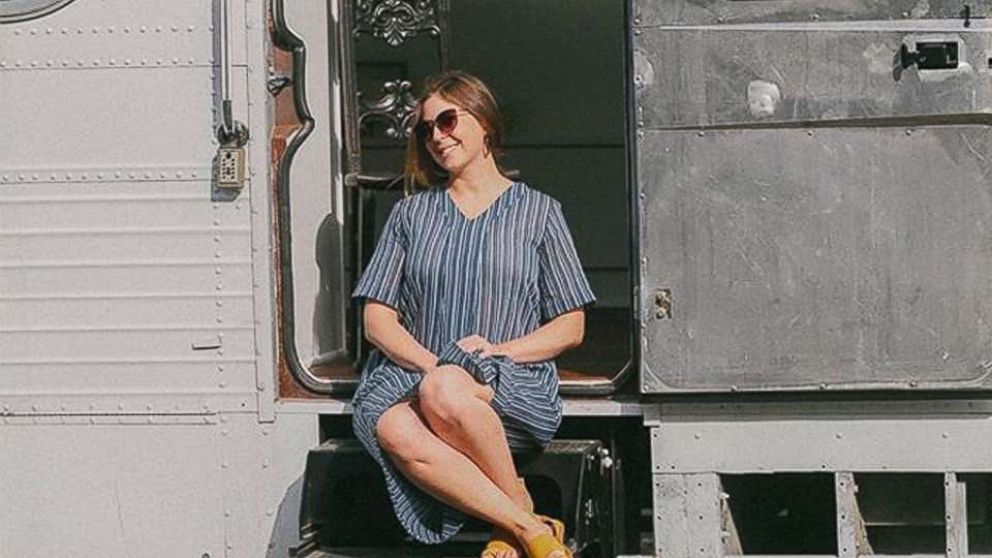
xmin=270 ymin=0 xmax=351 ymax=394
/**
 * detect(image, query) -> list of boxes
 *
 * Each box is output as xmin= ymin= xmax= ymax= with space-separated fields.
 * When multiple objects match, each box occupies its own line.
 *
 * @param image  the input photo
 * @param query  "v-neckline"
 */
xmin=446 ymin=181 xmax=517 ymax=222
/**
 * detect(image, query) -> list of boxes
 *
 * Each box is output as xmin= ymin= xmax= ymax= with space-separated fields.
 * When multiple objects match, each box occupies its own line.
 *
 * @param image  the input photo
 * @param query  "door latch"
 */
xmin=900 ymin=41 xmax=959 ymax=70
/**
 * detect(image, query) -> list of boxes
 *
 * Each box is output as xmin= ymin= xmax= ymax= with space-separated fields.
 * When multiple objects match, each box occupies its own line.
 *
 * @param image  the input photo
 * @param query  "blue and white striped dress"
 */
xmin=350 ymin=181 xmax=596 ymax=544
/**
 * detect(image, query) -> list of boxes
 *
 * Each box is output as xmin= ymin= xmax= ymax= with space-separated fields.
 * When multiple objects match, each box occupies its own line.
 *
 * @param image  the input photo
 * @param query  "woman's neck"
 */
xmin=447 ymin=155 xmax=511 ymax=197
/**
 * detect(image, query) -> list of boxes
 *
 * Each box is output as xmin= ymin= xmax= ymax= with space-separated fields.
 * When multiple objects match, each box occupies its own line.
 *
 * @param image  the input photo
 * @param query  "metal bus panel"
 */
xmin=634 ymin=25 xmax=992 ymax=130
xmin=0 ymin=423 xmax=226 ymax=558
xmin=633 ymin=13 xmax=992 ymax=392
xmin=639 ymin=125 xmax=992 ymax=392
xmin=0 ymin=0 xmax=258 ymax=403
xmin=634 ymin=0 xmax=988 ymax=26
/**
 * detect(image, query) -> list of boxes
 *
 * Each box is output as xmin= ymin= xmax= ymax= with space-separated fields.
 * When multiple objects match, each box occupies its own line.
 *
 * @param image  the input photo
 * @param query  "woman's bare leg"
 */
xmin=418 ymin=365 xmax=531 ymax=506
xmin=376 ymin=401 xmax=552 ymax=551
xmin=418 ymin=366 xmax=540 ymax=557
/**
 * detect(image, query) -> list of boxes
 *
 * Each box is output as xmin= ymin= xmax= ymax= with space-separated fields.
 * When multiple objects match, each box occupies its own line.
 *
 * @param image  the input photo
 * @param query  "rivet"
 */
xmin=76 ymin=28 xmax=83 ymax=34
xmin=188 ymin=57 xmax=195 ymax=64
xmin=902 ymin=10 xmax=909 ymax=17
xmin=144 ymin=172 xmax=152 ymax=179
xmin=15 ymin=61 xmax=23 ymax=67
xmin=216 ymin=316 xmax=224 ymax=323
xmin=46 ymin=60 xmax=53 ymax=66
xmin=92 ymin=59 xmax=100 ymax=66
xmin=835 ymin=432 xmax=843 ymax=439
xmin=61 ymin=59 xmax=69 ymax=66
xmin=123 ymin=27 xmax=131 ymax=33
xmin=31 ymin=173 xmax=38 ymax=180
xmin=191 ymin=171 xmax=198 ymax=178
xmin=811 ymin=12 xmax=820 ymax=20
xmin=214 ymin=267 xmax=222 ymax=274
xmin=216 ymin=283 xmax=223 ymax=291
xmin=258 ymin=382 xmax=267 ymax=391
xmin=171 ymin=25 xmax=179 ymax=32
xmin=115 ymin=171 xmax=122 ymax=178
xmin=906 ymin=129 xmax=913 ymax=136
xmin=14 ymin=29 xmax=21 ymax=35
xmin=66 ymin=173 xmax=73 ymax=180
xmin=156 ymin=58 xmax=163 ymax=65
xmin=215 ymin=251 xmax=222 ymax=259
xmin=697 ymin=131 xmax=705 ymax=137
xmin=0 ymin=62 xmax=5 ymax=68
xmin=108 ymin=26 xmax=114 ymax=33
xmin=140 ymin=26 xmax=147 ymax=33
xmin=262 ymin=460 xmax=270 ymax=469
xmin=91 ymin=27 xmax=98 ymax=34
xmin=140 ymin=59 xmax=147 ymax=66
xmin=18 ymin=174 xmax=25 ymax=181
xmin=172 ymin=58 xmax=179 ymax=65
xmin=942 ymin=432 xmax=950 ymax=438
xmin=128 ymin=172 xmax=136 ymax=178
xmin=224 ymin=510 xmax=231 ymax=516
xmin=60 ymin=28 xmax=68 ymax=34
xmin=30 ymin=61 xmax=38 ymax=67
xmin=218 ymin=364 xmax=225 ymax=372
xmin=266 ymin=510 xmax=274 ymax=517
xmin=188 ymin=25 xmax=196 ymax=31
xmin=97 ymin=172 xmax=104 ymax=179
xmin=123 ymin=59 xmax=131 ymax=66
xmin=46 ymin=28 xmax=53 ymax=34
xmin=221 ymin=461 xmax=228 ymax=469
xmin=81 ymin=173 xmax=87 ymax=180
xmin=216 ymin=300 xmax=224 ymax=307
xmin=160 ymin=171 xmax=167 ymax=178
xmin=155 ymin=26 xmax=163 ymax=33
xmin=176 ymin=171 xmax=183 ymax=178
xmin=226 ymin=543 xmax=233 ymax=550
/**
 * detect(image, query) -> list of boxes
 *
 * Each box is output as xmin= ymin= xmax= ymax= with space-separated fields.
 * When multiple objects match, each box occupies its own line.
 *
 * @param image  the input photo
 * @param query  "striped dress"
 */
xmin=350 ymin=181 xmax=596 ymax=544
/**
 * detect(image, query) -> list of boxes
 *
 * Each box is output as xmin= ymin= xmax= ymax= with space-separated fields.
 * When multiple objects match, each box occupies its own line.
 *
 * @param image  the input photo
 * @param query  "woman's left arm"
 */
xmin=487 ymin=309 xmax=585 ymax=364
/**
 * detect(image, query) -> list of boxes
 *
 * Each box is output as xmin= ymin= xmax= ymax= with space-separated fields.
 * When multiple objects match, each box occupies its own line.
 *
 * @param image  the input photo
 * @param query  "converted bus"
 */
xmin=3 ymin=0 xmax=992 ymax=556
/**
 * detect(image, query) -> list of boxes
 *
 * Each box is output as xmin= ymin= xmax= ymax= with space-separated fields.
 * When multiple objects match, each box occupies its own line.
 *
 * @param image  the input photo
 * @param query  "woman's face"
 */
xmin=420 ymin=94 xmax=489 ymax=175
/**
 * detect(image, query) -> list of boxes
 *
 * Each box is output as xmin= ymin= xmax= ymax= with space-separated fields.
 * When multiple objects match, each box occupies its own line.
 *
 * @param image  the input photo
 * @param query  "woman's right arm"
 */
xmin=363 ymin=300 xmax=438 ymax=373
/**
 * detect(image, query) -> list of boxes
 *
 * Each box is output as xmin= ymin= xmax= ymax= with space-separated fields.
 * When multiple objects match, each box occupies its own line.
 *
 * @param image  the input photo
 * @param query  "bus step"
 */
xmin=296 ymin=438 xmax=615 ymax=558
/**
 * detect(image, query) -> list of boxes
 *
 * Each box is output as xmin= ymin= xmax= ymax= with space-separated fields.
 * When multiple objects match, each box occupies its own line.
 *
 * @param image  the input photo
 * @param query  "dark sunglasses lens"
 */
xmin=436 ymin=110 xmax=458 ymax=134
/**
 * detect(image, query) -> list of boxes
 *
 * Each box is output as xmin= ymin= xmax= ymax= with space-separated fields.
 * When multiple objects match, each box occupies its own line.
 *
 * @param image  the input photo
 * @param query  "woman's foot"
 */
xmin=481 ymin=478 xmax=533 ymax=558
xmin=519 ymin=519 xmax=570 ymax=558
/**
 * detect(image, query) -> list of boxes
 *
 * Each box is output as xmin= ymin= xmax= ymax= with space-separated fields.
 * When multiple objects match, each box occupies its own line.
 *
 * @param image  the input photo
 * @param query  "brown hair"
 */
xmin=403 ymin=70 xmax=507 ymax=194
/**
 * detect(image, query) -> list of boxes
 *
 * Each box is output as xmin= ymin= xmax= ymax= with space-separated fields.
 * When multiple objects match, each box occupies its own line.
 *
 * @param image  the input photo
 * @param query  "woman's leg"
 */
xmin=376 ymin=401 xmax=551 ymax=546
xmin=417 ymin=365 xmax=531 ymax=507
xmin=418 ymin=366 xmax=538 ymax=558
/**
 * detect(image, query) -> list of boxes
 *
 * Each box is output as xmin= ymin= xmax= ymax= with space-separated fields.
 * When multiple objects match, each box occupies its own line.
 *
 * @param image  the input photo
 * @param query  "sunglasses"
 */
xmin=414 ymin=108 xmax=469 ymax=140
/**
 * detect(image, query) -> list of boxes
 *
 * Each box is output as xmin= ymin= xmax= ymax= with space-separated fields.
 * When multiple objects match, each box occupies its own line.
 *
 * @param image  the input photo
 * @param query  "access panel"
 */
xmin=633 ymin=1 xmax=992 ymax=392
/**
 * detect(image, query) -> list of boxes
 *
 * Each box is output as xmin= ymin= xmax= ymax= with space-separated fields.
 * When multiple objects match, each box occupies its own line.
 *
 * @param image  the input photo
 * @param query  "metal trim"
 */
xmin=270 ymin=0 xmax=349 ymax=395
xmin=0 ymin=0 xmax=75 ymax=24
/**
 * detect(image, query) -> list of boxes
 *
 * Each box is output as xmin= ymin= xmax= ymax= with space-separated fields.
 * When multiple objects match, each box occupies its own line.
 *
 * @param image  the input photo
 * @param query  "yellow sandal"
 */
xmin=480 ymin=537 xmax=520 ymax=558
xmin=524 ymin=531 xmax=573 ymax=558
xmin=535 ymin=515 xmax=565 ymax=543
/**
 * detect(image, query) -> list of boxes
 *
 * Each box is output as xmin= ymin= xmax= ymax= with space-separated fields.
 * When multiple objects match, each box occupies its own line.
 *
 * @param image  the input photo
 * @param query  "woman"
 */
xmin=350 ymin=70 xmax=595 ymax=558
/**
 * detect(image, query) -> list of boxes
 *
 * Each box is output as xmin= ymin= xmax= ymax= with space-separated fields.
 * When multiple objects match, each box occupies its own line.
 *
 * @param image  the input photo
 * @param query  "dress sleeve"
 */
xmin=351 ymin=200 xmax=407 ymax=309
xmin=538 ymin=200 xmax=596 ymax=322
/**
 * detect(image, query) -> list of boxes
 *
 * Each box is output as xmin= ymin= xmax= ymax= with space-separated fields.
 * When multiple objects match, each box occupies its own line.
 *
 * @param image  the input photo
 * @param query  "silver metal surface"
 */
xmin=633 ymin=3 xmax=992 ymax=394
xmin=638 ymin=125 xmax=992 ymax=392
xmin=653 ymin=473 xmax=724 ymax=558
xmin=0 ymin=0 xmax=75 ymax=23
xmin=633 ymin=0 xmax=985 ymax=27
xmin=945 ymin=472 xmax=968 ymax=558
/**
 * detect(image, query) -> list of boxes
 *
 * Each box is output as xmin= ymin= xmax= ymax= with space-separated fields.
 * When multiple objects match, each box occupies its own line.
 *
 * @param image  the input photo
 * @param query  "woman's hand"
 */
xmin=455 ymin=334 xmax=511 ymax=359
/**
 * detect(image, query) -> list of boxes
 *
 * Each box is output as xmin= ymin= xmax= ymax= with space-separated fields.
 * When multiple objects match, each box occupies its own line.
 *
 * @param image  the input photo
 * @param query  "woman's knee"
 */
xmin=419 ymin=366 xmax=481 ymax=427
xmin=376 ymin=405 xmax=429 ymax=463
